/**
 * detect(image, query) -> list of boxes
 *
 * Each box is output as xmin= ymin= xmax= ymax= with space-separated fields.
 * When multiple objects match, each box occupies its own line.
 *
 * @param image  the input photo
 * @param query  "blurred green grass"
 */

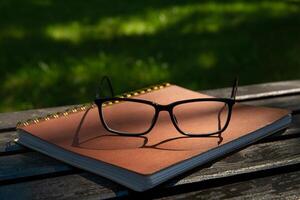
xmin=0 ymin=0 xmax=300 ymax=112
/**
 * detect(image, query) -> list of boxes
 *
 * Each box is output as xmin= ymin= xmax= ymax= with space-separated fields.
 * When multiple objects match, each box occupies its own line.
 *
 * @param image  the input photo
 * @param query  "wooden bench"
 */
xmin=0 ymin=80 xmax=300 ymax=199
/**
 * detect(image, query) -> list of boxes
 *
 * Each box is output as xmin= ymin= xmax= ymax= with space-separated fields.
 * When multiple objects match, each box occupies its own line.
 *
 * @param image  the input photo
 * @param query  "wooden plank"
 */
xmin=169 ymin=137 xmax=300 ymax=187
xmin=0 ymin=152 xmax=73 ymax=183
xmin=158 ymin=169 xmax=300 ymax=200
xmin=0 ymin=105 xmax=72 ymax=131
xmin=243 ymin=95 xmax=300 ymax=112
xmin=0 ymin=173 xmax=127 ymax=200
xmin=4 ymin=169 xmax=299 ymax=200
xmin=0 ymin=137 xmax=299 ymax=199
xmin=266 ymin=114 xmax=300 ymax=141
xmin=204 ymin=80 xmax=300 ymax=101
xmin=282 ymin=114 xmax=300 ymax=136
xmin=0 ymin=131 xmax=25 ymax=155
xmin=1 ymin=80 xmax=300 ymax=131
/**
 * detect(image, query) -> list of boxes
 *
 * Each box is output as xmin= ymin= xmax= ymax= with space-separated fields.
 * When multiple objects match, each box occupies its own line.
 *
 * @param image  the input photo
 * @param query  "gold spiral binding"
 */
xmin=16 ymin=82 xmax=171 ymax=128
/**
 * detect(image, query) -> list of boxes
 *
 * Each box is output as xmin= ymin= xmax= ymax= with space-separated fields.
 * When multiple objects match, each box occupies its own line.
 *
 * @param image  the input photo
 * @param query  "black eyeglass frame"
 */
xmin=94 ymin=76 xmax=238 ymax=137
xmin=94 ymin=97 xmax=235 ymax=137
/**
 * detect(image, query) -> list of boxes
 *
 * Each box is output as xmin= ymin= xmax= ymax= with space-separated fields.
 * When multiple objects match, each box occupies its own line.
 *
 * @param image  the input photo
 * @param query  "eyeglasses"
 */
xmin=94 ymin=77 xmax=238 ymax=137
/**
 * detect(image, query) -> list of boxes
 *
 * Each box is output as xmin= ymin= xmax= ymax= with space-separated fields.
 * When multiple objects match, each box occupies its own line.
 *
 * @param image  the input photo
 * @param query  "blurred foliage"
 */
xmin=0 ymin=0 xmax=300 ymax=112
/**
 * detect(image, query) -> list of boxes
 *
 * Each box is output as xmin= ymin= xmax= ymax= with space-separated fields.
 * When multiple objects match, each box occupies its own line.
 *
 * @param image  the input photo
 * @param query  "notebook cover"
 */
xmin=16 ymin=84 xmax=290 ymax=175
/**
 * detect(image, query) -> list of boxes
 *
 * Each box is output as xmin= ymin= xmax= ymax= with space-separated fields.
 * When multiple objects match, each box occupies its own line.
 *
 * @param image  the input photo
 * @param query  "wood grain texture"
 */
xmin=159 ymin=170 xmax=300 ymax=200
xmin=203 ymin=80 xmax=300 ymax=101
xmin=0 ymin=105 xmax=72 ymax=131
xmin=169 ymin=137 xmax=300 ymax=187
xmin=0 ymin=152 xmax=73 ymax=183
xmin=282 ymin=114 xmax=300 ymax=136
xmin=0 ymin=137 xmax=299 ymax=199
xmin=243 ymin=95 xmax=300 ymax=112
xmin=0 ymin=173 xmax=126 ymax=200
xmin=0 ymin=131 xmax=25 ymax=155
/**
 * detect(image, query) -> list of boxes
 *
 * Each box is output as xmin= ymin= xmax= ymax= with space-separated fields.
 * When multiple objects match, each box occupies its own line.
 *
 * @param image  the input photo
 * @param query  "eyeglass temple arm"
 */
xmin=96 ymin=76 xmax=115 ymax=98
xmin=217 ymin=77 xmax=239 ymax=130
xmin=230 ymin=76 xmax=239 ymax=100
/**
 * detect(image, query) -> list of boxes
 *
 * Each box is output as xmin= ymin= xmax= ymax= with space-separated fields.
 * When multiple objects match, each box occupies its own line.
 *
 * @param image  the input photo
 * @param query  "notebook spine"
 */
xmin=16 ymin=83 xmax=171 ymax=128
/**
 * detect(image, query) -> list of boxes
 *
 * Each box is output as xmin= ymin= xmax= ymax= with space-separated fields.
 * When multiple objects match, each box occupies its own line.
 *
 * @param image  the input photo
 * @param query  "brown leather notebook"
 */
xmin=16 ymin=84 xmax=291 ymax=191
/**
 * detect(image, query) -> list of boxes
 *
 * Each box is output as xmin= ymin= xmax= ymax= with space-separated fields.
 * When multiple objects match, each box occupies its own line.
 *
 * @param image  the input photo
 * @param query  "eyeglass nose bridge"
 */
xmin=154 ymin=103 xmax=179 ymax=127
xmin=155 ymin=103 xmax=172 ymax=112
